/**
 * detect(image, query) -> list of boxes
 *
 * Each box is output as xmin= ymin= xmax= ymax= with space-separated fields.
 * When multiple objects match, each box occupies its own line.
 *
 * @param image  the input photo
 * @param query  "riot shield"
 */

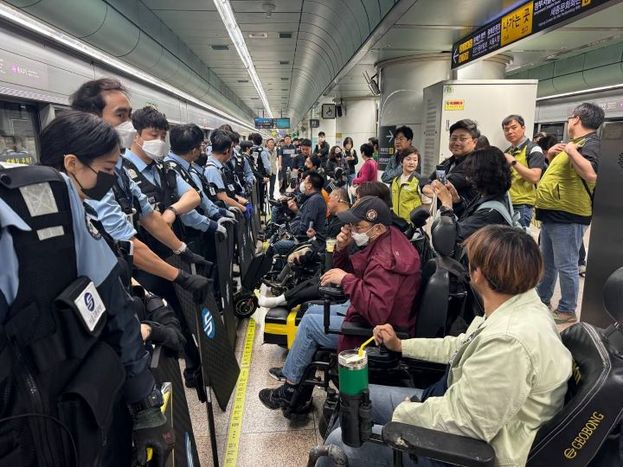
xmin=150 ymin=346 xmax=201 ymax=467
xmin=167 ymin=255 xmax=240 ymax=410
xmin=235 ymin=212 xmax=255 ymax=279
xmin=215 ymin=219 xmax=237 ymax=346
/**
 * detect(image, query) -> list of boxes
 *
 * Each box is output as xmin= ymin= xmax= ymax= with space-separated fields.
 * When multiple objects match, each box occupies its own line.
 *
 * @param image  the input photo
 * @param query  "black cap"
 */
xmin=337 ymin=196 xmax=392 ymax=226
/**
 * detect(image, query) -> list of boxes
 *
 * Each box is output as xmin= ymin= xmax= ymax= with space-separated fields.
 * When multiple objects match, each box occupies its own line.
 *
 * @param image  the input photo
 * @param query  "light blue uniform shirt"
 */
xmin=204 ymin=155 xmax=226 ymax=191
xmin=242 ymin=156 xmax=255 ymax=186
xmin=260 ymin=148 xmax=272 ymax=176
xmin=188 ymin=161 xmax=222 ymax=219
xmin=163 ymin=153 xmax=217 ymax=232
xmin=85 ymin=158 xmax=153 ymax=242
xmin=0 ymin=174 xmax=117 ymax=319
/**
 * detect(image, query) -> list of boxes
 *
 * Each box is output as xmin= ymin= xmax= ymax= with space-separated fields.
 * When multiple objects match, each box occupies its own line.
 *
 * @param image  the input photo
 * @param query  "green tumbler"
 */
xmin=338 ymin=349 xmax=368 ymax=397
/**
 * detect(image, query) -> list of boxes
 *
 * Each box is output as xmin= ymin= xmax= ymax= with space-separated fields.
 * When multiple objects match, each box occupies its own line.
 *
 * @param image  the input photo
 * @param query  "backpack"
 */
xmin=476 ymin=194 xmax=525 ymax=230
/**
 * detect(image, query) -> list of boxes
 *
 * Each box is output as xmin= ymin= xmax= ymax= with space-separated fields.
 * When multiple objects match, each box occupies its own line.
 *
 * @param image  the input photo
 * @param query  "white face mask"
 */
xmin=141 ymin=138 xmax=169 ymax=162
xmin=115 ymin=121 xmax=136 ymax=149
xmin=351 ymin=226 xmax=374 ymax=247
xmin=299 ymin=181 xmax=307 ymax=194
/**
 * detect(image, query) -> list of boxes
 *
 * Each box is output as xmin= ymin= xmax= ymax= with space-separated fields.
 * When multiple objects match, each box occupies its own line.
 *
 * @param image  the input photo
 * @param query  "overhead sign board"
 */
xmin=451 ymin=0 xmax=611 ymax=69
xmin=273 ymin=117 xmax=291 ymax=129
xmin=254 ymin=117 xmax=273 ymax=129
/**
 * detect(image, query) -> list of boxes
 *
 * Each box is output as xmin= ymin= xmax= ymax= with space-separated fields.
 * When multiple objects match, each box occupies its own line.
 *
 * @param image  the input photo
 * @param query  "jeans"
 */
xmin=537 ymin=222 xmax=586 ymax=313
xmin=317 ymin=385 xmax=447 ymax=467
xmin=282 ymin=301 xmax=350 ymax=384
xmin=513 ymin=204 xmax=533 ymax=229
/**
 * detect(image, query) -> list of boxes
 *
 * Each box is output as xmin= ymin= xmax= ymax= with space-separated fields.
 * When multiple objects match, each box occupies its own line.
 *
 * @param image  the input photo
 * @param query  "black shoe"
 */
xmin=268 ymin=367 xmax=285 ymax=381
xmin=184 ymin=368 xmax=200 ymax=389
xmin=258 ymin=383 xmax=295 ymax=410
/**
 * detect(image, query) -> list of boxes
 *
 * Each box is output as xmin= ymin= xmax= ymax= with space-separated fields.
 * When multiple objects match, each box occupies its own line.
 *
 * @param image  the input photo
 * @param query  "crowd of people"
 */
xmin=0 ymin=73 xmax=607 ymax=467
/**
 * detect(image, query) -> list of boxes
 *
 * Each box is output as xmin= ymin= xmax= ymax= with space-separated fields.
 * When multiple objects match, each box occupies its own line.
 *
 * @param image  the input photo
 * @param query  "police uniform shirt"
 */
xmin=124 ymin=149 xmax=162 ymax=187
xmin=188 ymin=161 xmax=223 ymax=219
xmin=1 ymin=174 xmax=117 ymax=320
xmin=204 ymin=155 xmax=228 ymax=192
xmin=259 ymin=147 xmax=272 ymax=176
xmin=242 ymin=156 xmax=255 ymax=186
xmin=85 ymin=158 xmax=155 ymax=242
xmin=163 ymin=153 xmax=217 ymax=232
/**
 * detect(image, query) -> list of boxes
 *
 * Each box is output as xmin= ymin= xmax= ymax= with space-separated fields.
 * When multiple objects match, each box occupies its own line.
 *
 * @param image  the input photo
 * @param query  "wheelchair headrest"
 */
xmin=603 ymin=267 xmax=623 ymax=325
xmin=409 ymin=206 xmax=430 ymax=229
xmin=431 ymin=215 xmax=457 ymax=258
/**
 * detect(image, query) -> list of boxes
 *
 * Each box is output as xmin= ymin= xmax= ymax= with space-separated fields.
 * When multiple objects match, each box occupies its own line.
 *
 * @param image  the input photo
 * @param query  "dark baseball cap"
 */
xmin=337 ymin=195 xmax=392 ymax=226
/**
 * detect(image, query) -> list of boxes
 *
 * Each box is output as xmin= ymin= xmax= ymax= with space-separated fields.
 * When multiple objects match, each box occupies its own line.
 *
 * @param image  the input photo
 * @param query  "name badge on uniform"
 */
xmin=74 ymin=281 xmax=106 ymax=332
xmin=227 ymin=184 xmax=235 ymax=192
xmin=209 ymin=186 xmax=217 ymax=196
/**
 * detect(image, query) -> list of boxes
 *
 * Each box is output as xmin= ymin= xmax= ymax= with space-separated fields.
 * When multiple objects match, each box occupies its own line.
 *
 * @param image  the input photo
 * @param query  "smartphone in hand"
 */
xmin=436 ymin=164 xmax=447 ymax=184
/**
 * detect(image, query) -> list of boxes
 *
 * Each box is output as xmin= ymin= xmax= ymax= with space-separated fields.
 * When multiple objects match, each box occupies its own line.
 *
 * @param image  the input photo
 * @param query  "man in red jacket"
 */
xmin=259 ymin=196 xmax=421 ymax=412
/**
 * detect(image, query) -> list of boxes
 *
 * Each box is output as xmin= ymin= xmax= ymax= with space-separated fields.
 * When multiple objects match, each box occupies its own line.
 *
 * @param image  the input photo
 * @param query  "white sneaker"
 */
xmin=258 ymin=294 xmax=286 ymax=308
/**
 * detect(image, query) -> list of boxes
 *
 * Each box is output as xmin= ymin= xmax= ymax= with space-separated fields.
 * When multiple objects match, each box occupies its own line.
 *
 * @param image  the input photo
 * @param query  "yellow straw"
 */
xmin=358 ymin=336 xmax=376 ymax=357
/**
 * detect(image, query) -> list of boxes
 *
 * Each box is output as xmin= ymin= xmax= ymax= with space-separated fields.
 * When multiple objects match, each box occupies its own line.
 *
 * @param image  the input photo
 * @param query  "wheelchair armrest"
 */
xmin=381 ymin=422 xmax=496 ymax=467
xmin=340 ymin=322 xmax=410 ymax=339
xmin=319 ymin=285 xmax=346 ymax=300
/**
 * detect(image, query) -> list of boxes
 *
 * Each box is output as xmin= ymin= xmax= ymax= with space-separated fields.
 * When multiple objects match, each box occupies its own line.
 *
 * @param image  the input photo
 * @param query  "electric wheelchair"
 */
xmin=306 ymin=267 xmax=623 ymax=467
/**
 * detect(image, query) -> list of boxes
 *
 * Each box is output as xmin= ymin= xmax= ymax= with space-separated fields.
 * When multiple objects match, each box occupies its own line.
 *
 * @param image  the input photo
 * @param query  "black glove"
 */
xmin=144 ymin=321 xmax=186 ymax=354
xmin=174 ymin=270 xmax=210 ymax=303
xmin=178 ymin=245 xmax=210 ymax=267
xmin=132 ymin=408 xmax=175 ymax=467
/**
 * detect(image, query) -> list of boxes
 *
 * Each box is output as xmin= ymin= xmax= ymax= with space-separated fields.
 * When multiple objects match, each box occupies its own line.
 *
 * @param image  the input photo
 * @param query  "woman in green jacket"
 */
xmin=391 ymin=146 xmax=423 ymax=223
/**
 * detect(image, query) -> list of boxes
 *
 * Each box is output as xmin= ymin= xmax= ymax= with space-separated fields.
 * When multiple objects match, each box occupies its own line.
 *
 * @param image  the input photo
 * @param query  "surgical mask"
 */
xmin=141 ymin=138 xmax=169 ymax=162
xmin=351 ymin=226 xmax=374 ymax=247
xmin=115 ymin=120 xmax=136 ymax=149
xmin=299 ymin=181 xmax=307 ymax=194
xmin=73 ymin=164 xmax=116 ymax=200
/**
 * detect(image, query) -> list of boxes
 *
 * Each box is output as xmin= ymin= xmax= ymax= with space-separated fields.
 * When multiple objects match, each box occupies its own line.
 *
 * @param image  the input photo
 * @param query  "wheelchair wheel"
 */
xmin=233 ymin=292 xmax=258 ymax=319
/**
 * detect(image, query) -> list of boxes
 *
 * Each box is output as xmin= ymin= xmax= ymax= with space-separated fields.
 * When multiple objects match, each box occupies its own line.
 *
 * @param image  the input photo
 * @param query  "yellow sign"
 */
xmin=444 ymin=99 xmax=465 ymax=111
xmin=501 ymin=1 xmax=534 ymax=46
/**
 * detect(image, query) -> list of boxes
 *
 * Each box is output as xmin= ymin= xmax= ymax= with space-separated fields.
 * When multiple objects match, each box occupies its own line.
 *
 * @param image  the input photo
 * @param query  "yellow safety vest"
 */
xmin=391 ymin=174 xmax=422 ymax=222
xmin=535 ymin=136 xmax=596 ymax=218
xmin=507 ymin=140 xmax=539 ymax=206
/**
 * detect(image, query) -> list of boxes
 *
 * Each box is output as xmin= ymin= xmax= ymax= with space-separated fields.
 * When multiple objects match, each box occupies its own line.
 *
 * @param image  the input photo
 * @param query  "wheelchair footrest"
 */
xmin=263 ymin=306 xmax=304 ymax=348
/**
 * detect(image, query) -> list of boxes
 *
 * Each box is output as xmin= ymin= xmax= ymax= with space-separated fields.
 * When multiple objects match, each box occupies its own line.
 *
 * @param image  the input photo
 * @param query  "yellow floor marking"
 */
xmin=223 ymin=319 xmax=257 ymax=466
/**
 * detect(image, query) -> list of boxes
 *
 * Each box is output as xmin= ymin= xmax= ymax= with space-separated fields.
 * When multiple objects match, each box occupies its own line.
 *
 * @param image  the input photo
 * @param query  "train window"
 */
xmin=0 ymin=102 xmax=39 ymax=165
xmin=538 ymin=123 xmax=565 ymax=142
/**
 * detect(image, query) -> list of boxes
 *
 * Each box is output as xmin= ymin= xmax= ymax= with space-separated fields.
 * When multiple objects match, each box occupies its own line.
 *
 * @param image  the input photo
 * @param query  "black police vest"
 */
xmin=251 ymin=146 xmax=268 ymax=177
xmin=163 ymin=159 xmax=206 ymax=216
xmin=111 ymin=165 xmax=141 ymax=228
xmin=189 ymin=164 xmax=222 ymax=207
xmin=122 ymin=158 xmax=184 ymax=257
xmin=206 ymin=159 xmax=237 ymax=199
xmin=0 ymin=165 xmax=124 ymax=467
xmin=228 ymin=155 xmax=247 ymax=195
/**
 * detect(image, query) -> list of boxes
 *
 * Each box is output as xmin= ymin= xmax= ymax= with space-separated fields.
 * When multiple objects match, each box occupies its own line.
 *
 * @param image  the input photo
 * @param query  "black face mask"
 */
xmin=74 ymin=164 xmax=116 ymax=201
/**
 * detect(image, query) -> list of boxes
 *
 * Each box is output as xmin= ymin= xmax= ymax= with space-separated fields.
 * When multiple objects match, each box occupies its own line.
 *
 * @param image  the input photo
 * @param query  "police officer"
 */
xmin=205 ymin=129 xmax=248 ymax=214
xmin=70 ymin=79 xmax=210 ymax=294
xmin=164 ymin=124 xmax=235 ymax=256
xmin=5 ymin=110 xmax=174 ymax=466
xmin=501 ymin=114 xmax=545 ymax=228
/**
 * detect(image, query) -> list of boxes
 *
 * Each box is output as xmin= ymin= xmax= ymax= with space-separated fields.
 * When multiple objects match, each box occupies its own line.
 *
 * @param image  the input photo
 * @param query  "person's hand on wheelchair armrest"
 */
xmin=373 ymin=324 xmax=402 ymax=353
xmin=320 ymin=268 xmax=348 ymax=287
xmin=306 ymin=226 xmax=316 ymax=238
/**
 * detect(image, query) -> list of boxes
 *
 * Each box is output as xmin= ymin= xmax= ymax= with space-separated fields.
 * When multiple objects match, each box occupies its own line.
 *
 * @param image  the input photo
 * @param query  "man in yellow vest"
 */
xmin=535 ymin=102 xmax=605 ymax=324
xmin=502 ymin=114 xmax=545 ymax=228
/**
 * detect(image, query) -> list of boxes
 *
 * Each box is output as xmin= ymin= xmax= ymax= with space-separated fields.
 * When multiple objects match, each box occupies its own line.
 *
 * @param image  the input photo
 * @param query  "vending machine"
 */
xmin=420 ymin=79 xmax=539 ymax=175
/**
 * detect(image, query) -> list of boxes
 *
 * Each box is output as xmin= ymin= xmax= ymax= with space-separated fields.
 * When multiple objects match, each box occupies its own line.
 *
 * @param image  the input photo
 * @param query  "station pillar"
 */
xmin=377 ymin=53 xmax=510 ymax=150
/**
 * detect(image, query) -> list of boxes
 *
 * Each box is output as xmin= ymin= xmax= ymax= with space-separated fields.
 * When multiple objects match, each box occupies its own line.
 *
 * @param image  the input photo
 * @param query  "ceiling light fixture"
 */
xmin=213 ymin=0 xmax=273 ymax=117
xmin=0 ymin=2 xmax=256 ymax=131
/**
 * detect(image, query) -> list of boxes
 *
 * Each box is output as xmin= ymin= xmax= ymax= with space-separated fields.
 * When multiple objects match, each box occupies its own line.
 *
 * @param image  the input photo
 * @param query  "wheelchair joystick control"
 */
xmin=338 ymin=350 xmax=372 ymax=447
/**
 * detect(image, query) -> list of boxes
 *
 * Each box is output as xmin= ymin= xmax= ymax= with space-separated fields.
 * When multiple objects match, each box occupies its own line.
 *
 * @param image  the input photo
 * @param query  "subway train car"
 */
xmin=1 ymin=1 xmax=623 ymax=467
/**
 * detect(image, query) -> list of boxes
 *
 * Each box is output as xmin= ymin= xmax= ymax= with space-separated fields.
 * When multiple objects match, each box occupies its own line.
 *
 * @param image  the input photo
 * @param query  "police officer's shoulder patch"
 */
xmin=84 ymin=210 xmax=102 ymax=240
xmin=127 ymin=168 xmax=138 ymax=180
